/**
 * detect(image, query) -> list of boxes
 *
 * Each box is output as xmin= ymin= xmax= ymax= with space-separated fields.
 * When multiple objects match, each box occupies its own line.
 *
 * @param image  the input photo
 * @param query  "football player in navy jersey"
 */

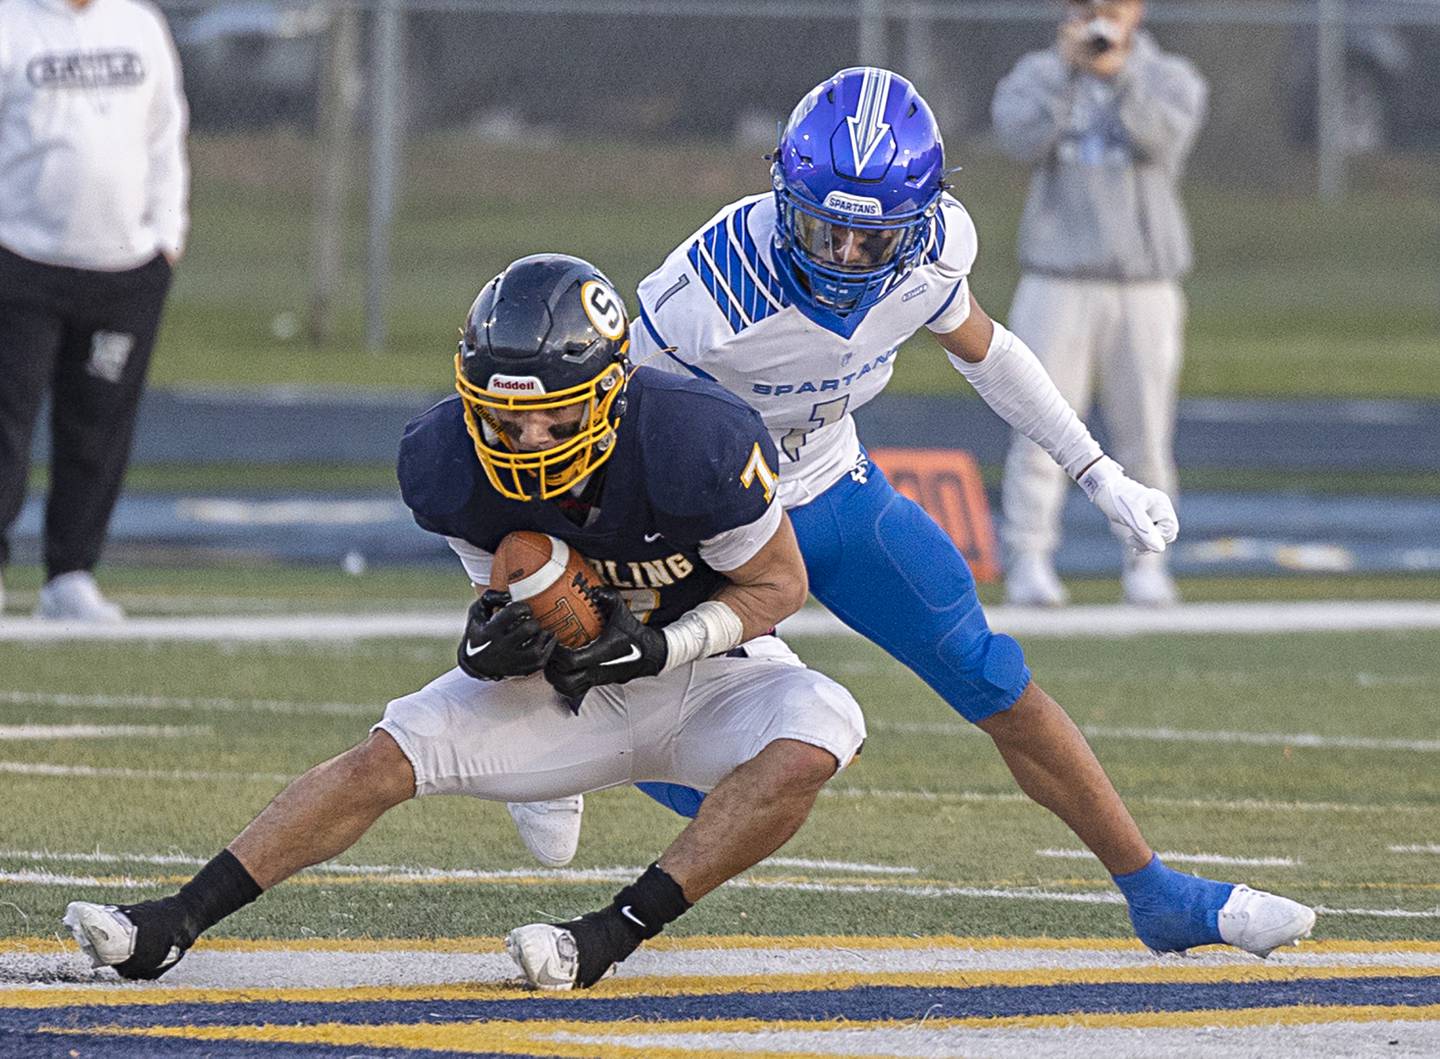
xmin=512 ymin=68 xmax=1315 ymax=959
xmin=65 ymin=254 xmax=866 ymax=990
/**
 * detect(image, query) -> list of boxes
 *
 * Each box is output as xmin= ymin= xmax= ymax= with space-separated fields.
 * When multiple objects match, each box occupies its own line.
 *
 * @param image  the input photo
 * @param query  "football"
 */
xmin=491 ymin=531 xmax=605 ymax=648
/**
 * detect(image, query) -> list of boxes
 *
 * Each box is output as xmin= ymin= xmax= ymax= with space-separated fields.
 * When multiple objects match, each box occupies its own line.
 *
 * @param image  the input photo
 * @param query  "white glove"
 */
xmin=1077 ymin=456 xmax=1179 ymax=554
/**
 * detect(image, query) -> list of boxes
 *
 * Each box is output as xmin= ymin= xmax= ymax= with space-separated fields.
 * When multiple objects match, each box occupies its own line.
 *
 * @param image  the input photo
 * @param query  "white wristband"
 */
xmin=949 ymin=322 xmax=1104 ymax=480
xmin=661 ymin=599 xmax=744 ymax=672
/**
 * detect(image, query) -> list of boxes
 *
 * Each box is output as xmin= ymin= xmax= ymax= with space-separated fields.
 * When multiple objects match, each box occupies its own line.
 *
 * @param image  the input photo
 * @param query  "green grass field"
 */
xmin=3 ymin=569 xmax=1437 ymax=947
xmin=153 ymin=136 xmax=1439 ymax=397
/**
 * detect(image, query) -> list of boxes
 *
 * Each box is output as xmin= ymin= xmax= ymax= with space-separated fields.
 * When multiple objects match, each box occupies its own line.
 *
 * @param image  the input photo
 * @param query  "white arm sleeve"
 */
xmin=445 ymin=537 xmax=494 ymax=588
xmin=950 ymin=323 xmax=1104 ymax=480
xmin=697 ymin=500 xmax=782 ymax=572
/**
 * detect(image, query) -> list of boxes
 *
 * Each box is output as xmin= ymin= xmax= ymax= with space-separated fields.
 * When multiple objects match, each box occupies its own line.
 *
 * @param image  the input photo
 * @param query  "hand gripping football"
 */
xmin=491 ymin=531 xmax=605 ymax=648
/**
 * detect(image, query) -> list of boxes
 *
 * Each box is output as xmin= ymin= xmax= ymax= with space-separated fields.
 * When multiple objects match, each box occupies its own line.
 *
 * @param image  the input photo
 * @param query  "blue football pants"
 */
xmin=637 ymin=456 xmax=1031 ymax=819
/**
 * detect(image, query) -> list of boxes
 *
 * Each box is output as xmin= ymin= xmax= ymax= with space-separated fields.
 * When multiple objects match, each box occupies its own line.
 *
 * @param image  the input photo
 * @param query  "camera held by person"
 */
xmin=1059 ymin=0 xmax=1144 ymax=78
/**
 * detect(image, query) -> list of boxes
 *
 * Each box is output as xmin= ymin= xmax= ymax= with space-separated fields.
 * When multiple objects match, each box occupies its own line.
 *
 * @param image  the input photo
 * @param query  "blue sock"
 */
xmin=635 ymin=782 xmax=705 ymax=819
xmin=1112 ymin=853 xmax=1235 ymax=952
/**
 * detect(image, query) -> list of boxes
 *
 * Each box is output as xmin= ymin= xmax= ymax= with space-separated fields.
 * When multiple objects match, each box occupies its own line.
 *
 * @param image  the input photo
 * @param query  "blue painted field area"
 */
xmin=4 ymin=955 xmax=1439 ymax=1058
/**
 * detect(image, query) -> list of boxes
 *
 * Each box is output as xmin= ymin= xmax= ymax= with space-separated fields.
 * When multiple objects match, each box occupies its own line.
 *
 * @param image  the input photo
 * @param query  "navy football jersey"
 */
xmin=398 ymin=368 xmax=780 ymax=628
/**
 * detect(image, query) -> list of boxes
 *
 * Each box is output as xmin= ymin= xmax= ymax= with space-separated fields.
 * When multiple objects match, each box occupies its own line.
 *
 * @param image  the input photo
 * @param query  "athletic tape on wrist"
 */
xmin=661 ymin=600 xmax=744 ymax=671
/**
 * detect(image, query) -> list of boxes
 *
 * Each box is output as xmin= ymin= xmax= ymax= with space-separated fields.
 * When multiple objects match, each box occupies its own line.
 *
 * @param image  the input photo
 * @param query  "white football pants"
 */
xmin=374 ymin=636 xmax=865 ymax=801
xmin=1000 ymin=274 xmax=1185 ymax=559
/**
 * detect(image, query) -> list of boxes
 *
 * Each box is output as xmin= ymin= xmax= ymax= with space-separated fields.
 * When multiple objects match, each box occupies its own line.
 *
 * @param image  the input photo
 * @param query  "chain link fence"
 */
xmin=156 ymin=0 xmax=1439 ymax=355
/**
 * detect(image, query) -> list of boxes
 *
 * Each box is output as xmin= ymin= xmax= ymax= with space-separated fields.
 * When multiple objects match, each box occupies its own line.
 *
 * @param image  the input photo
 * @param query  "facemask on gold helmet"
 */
xmin=455 ymin=254 xmax=631 ymax=502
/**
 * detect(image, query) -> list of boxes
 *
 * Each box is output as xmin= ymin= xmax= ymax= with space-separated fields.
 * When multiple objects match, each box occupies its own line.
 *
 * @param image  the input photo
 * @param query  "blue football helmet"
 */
xmin=772 ymin=67 xmax=947 ymax=315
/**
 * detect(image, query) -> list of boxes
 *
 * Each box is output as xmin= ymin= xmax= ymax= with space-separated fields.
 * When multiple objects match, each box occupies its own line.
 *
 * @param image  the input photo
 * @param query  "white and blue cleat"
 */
xmin=1216 ymin=884 xmax=1317 ymax=958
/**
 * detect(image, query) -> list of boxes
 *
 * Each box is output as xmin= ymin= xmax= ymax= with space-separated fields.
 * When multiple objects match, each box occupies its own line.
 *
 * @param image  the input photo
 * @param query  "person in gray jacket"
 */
xmin=993 ymin=0 xmax=1207 ymax=607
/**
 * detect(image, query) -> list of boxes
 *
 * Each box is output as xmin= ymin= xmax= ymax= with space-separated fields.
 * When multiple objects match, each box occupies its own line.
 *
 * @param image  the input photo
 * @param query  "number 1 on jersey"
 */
xmin=781 ymin=395 xmax=851 ymax=462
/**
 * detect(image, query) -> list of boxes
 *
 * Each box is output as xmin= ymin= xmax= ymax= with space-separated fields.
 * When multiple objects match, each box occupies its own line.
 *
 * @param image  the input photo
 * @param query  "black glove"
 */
xmin=544 ymin=586 xmax=668 ymax=707
xmin=457 ymin=590 xmax=557 ymax=681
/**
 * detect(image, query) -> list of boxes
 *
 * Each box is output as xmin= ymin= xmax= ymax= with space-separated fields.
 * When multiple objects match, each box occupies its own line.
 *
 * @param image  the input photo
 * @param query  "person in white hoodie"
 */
xmin=0 ymin=0 xmax=188 ymax=620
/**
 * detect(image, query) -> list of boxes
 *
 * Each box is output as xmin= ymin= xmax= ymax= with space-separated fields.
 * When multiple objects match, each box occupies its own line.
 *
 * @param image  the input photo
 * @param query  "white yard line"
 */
xmin=0 ymin=848 xmax=918 ymax=882
xmin=821 ymin=785 xmax=1438 ymax=816
xmin=8 ymin=859 xmax=1433 ymax=919
xmin=869 ymin=720 xmax=1440 ymax=753
xmin=0 ymin=761 xmax=289 ymax=783
xmin=1391 ymin=845 xmax=1440 ymax=855
xmin=11 ymin=689 xmax=1433 ymax=757
xmin=0 ymin=689 xmax=375 ymax=718
xmin=0 ymin=724 xmax=208 ymax=741
xmin=765 ymin=858 xmax=918 ymax=875
xmin=1314 ymin=905 xmax=1440 ymax=919
xmin=10 ymin=939 xmax=1440 ymax=995
xmin=2 ymin=600 xmax=1440 ymax=642
xmin=0 ymin=870 xmax=151 ymax=889
xmin=1037 ymin=849 xmax=1300 ymax=868
xmin=4 ymin=761 xmax=1428 ymax=821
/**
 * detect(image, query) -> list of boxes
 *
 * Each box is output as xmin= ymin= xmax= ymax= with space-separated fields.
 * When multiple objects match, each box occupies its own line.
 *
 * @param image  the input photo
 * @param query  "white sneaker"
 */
xmin=1122 ymin=552 xmax=1180 ymax=607
xmin=505 ymin=923 xmax=581 ymax=990
xmin=1005 ymin=552 xmax=1068 ymax=607
xmin=1217 ymin=885 xmax=1317 ymax=957
xmin=507 ymin=796 xmax=583 ymax=868
xmin=63 ymin=902 xmax=183 ymax=975
xmin=36 ymin=572 xmax=124 ymax=622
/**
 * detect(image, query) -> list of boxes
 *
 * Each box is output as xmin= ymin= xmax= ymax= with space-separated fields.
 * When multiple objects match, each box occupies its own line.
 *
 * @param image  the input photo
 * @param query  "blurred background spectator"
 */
xmin=992 ymin=0 xmax=1207 ymax=607
xmin=0 ymin=0 xmax=188 ymax=620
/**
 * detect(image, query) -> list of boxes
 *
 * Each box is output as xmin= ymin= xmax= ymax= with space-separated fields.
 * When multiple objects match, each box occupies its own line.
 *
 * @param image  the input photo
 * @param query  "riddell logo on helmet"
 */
xmin=824 ymin=191 xmax=883 ymax=217
xmin=487 ymin=375 xmax=546 ymax=394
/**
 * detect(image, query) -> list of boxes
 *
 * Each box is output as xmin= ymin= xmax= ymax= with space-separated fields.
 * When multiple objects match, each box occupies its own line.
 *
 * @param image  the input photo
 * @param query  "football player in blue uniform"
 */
xmin=65 ymin=254 xmax=866 ymax=990
xmin=513 ymin=69 xmax=1314 ymax=958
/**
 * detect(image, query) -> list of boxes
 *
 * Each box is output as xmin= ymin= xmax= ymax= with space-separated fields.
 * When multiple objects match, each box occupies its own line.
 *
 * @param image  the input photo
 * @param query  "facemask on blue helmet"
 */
xmin=772 ymin=67 xmax=947 ymax=316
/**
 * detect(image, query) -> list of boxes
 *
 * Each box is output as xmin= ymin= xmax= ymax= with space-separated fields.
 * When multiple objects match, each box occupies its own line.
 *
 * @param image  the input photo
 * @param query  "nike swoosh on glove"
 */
xmin=457 ymin=592 xmax=557 ymax=681
xmin=1078 ymin=456 xmax=1180 ymax=554
xmin=544 ymin=586 xmax=667 ymax=708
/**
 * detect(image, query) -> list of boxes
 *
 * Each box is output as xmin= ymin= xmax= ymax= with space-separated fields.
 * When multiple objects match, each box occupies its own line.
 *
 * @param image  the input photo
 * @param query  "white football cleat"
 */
xmin=1005 ymin=552 xmax=1068 ymax=607
xmin=1217 ymin=885 xmax=1317 ymax=957
xmin=507 ymin=795 xmax=583 ymax=868
xmin=63 ymin=902 xmax=183 ymax=976
xmin=505 ymin=923 xmax=581 ymax=990
xmin=1122 ymin=552 xmax=1180 ymax=607
xmin=36 ymin=572 xmax=124 ymax=622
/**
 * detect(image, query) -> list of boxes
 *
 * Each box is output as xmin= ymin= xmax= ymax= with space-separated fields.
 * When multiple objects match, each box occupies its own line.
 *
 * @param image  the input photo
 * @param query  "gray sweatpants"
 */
xmin=1000 ymin=274 xmax=1185 ymax=558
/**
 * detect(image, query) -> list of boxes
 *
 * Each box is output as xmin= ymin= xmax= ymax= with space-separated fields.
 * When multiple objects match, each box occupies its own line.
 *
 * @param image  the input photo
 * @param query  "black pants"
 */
xmin=0 ymin=245 xmax=172 ymax=577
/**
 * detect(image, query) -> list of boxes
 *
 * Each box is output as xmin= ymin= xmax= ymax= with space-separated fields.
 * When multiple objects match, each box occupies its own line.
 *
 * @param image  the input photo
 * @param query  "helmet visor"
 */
xmin=455 ymin=355 xmax=627 ymax=501
xmin=790 ymin=210 xmax=906 ymax=273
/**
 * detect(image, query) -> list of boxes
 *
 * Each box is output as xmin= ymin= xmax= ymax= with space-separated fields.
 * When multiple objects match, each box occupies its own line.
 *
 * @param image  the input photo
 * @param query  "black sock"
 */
xmin=126 ymin=849 xmax=262 ymax=951
xmin=560 ymin=863 xmax=691 ymax=987
xmin=609 ymin=862 xmax=691 ymax=941
xmin=173 ymin=849 xmax=263 ymax=941
xmin=110 ymin=850 xmax=260 ymax=980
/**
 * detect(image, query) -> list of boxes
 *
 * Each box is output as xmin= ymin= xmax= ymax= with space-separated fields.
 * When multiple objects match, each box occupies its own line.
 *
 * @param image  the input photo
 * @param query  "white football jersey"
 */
xmin=633 ymin=192 xmax=977 ymax=507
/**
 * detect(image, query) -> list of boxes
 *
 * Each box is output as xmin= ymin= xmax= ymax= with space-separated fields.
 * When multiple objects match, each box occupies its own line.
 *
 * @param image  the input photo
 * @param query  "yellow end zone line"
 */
xmin=35 ymin=1004 xmax=1440 ymax=1059
xmin=8 ymin=933 xmax=1440 ymax=955
xmin=4 ymin=962 xmax=1439 ymax=1010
